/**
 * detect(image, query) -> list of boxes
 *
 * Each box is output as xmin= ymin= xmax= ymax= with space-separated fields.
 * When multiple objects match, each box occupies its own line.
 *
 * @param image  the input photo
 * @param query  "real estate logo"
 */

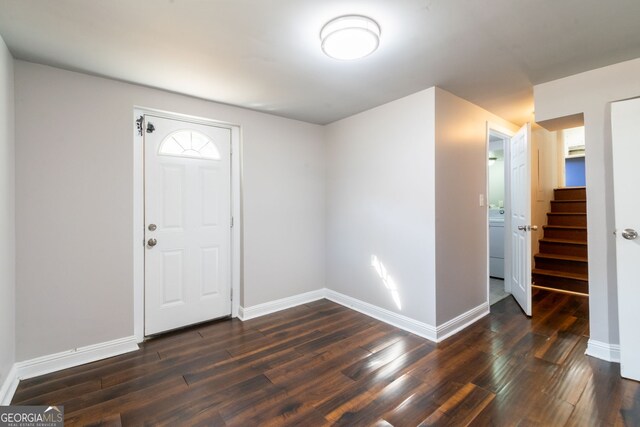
xmin=0 ymin=406 xmax=64 ymax=427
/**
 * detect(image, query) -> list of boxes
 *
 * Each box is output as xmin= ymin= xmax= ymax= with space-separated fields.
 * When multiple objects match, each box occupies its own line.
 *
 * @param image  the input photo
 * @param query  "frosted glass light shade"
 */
xmin=320 ymin=15 xmax=380 ymax=60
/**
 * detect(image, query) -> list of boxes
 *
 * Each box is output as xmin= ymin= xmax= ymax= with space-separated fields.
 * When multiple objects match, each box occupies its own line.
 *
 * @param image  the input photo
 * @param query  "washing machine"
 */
xmin=489 ymin=208 xmax=505 ymax=279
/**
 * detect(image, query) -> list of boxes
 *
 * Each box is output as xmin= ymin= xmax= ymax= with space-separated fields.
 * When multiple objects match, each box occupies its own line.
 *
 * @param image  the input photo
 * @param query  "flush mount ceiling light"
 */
xmin=320 ymin=15 xmax=381 ymax=60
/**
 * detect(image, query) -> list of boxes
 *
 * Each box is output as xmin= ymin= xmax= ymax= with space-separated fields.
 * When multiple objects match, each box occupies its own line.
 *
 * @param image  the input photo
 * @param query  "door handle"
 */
xmin=527 ymin=225 xmax=538 ymax=231
xmin=621 ymin=229 xmax=638 ymax=240
xmin=517 ymin=226 xmax=526 ymax=231
xmin=147 ymin=238 xmax=158 ymax=247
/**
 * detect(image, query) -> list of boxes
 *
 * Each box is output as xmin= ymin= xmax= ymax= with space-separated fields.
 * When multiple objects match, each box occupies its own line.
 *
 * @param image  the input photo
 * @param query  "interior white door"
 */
xmin=144 ymin=115 xmax=231 ymax=335
xmin=510 ymin=123 xmax=532 ymax=315
xmin=611 ymin=97 xmax=640 ymax=381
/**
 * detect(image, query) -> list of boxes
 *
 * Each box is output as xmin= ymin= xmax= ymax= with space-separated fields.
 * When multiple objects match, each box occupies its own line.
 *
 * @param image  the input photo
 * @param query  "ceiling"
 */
xmin=1 ymin=0 xmax=639 ymax=125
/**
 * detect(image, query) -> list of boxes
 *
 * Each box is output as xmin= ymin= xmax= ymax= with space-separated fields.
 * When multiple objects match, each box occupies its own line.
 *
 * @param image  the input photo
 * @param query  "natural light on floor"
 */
xmin=371 ymin=255 xmax=402 ymax=310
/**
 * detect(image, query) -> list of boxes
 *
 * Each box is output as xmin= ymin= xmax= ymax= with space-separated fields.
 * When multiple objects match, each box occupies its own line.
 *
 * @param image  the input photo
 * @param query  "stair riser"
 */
xmin=532 ymin=274 xmax=588 ymax=294
xmin=554 ymin=188 xmax=586 ymax=200
xmin=534 ymin=258 xmax=588 ymax=275
xmin=543 ymin=228 xmax=587 ymax=241
xmin=547 ymin=214 xmax=587 ymax=227
xmin=539 ymin=241 xmax=588 ymax=258
xmin=551 ymin=201 xmax=587 ymax=213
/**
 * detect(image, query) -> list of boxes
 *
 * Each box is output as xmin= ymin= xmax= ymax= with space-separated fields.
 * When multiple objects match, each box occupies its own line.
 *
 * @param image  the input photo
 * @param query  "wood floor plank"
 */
xmin=382 ymin=380 xmax=463 ymax=426
xmin=83 ymin=413 xmax=122 ymax=427
xmin=265 ymin=346 xmax=371 ymax=387
xmin=184 ymin=347 xmax=303 ymax=389
xmin=341 ymin=334 xmax=425 ymax=381
xmin=417 ymin=382 xmax=495 ymax=426
xmin=12 ymin=294 xmax=640 ymax=426
xmin=328 ymin=373 xmax=425 ymax=426
xmin=63 ymin=376 xmax=188 ymax=425
xmin=284 ymin=371 xmax=355 ymax=407
xmin=119 ymin=374 xmax=273 ymax=425
xmin=541 ymin=336 xmax=592 ymax=406
xmin=100 ymin=348 xmax=231 ymax=389
xmin=564 ymin=356 xmax=630 ymax=426
xmin=313 ymin=344 xmax=437 ymax=420
xmin=256 ymin=305 xmax=348 ymax=336
xmin=157 ymin=329 xmax=263 ymax=359
xmin=12 ymin=351 xmax=162 ymax=404
xmin=14 ymin=379 xmax=102 ymax=406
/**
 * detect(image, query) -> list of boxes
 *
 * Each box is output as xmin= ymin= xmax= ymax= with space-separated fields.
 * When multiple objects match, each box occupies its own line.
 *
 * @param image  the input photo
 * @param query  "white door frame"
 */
xmin=486 ymin=122 xmax=515 ymax=309
xmin=132 ymin=107 xmax=242 ymax=343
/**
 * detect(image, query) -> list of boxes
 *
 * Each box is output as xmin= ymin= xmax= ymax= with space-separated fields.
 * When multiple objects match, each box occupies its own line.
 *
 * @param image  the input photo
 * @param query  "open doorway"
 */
xmin=486 ymin=125 xmax=515 ymax=308
xmin=487 ymin=130 xmax=510 ymax=305
xmin=531 ymin=125 xmax=588 ymax=297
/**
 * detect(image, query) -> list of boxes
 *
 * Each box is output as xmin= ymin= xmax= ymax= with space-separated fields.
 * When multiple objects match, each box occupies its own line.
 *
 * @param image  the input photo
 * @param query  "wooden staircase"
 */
xmin=532 ymin=187 xmax=588 ymax=295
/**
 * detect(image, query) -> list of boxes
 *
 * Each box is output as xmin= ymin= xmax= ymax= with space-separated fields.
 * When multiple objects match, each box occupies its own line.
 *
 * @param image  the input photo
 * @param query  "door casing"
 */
xmin=133 ymin=107 xmax=242 ymax=343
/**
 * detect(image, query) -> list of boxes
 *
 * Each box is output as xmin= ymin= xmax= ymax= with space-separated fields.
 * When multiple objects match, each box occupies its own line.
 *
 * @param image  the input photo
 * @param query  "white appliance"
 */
xmin=489 ymin=208 xmax=505 ymax=279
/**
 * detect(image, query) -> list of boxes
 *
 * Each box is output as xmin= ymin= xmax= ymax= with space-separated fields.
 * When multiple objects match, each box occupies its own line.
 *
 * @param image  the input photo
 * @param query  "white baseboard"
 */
xmin=0 ymin=336 xmax=138 ymax=405
xmin=435 ymin=302 xmax=490 ymax=342
xmin=239 ymin=288 xmax=488 ymax=344
xmin=15 ymin=336 xmax=139 ymax=382
xmin=238 ymin=289 xmax=325 ymax=321
xmin=586 ymin=339 xmax=621 ymax=363
xmin=0 ymin=364 xmax=19 ymax=405
xmin=325 ymin=289 xmax=438 ymax=341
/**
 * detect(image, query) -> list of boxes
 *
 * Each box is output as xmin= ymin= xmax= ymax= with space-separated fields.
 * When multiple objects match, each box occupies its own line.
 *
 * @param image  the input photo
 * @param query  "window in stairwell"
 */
xmin=563 ymin=126 xmax=586 ymax=187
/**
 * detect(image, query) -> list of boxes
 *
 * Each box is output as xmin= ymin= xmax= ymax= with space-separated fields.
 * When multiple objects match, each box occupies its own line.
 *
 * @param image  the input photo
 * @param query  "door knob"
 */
xmin=527 ymin=225 xmax=538 ymax=231
xmin=148 ymin=223 xmax=157 ymax=231
xmin=621 ymin=229 xmax=638 ymax=240
xmin=147 ymin=238 xmax=158 ymax=247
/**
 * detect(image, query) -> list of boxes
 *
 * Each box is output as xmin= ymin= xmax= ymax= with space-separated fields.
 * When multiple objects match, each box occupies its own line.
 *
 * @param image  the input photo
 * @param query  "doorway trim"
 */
xmin=132 ymin=107 xmax=242 ymax=343
xmin=486 ymin=122 xmax=515 ymax=309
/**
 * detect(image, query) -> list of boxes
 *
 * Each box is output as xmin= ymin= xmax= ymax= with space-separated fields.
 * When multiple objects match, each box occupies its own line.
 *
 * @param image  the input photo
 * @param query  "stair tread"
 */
xmin=543 ymin=225 xmax=587 ymax=230
xmin=555 ymin=186 xmax=586 ymax=190
xmin=551 ymin=199 xmax=587 ymax=203
xmin=534 ymin=253 xmax=588 ymax=262
xmin=532 ymin=268 xmax=588 ymax=281
xmin=547 ymin=212 xmax=587 ymax=215
xmin=539 ymin=238 xmax=587 ymax=246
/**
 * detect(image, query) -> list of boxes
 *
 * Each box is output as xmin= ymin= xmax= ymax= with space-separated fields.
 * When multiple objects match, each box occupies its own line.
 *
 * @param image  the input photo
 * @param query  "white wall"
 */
xmin=325 ymin=86 xmax=518 ymax=329
xmin=434 ymin=88 xmax=517 ymax=324
xmin=14 ymin=61 xmax=325 ymax=361
xmin=325 ymin=88 xmax=437 ymax=326
xmin=488 ymin=158 xmax=505 ymax=207
xmin=531 ymin=127 xmax=560 ymax=256
xmin=0 ymin=36 xmax=15 ymax=391
xmin=534 ymin=57 xmax=640 ymax=350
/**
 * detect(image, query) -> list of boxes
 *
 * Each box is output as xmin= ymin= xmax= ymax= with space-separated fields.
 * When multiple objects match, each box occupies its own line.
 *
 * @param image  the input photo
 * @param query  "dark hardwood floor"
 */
xmin=12 ymin=290 xmax=640 ymax=426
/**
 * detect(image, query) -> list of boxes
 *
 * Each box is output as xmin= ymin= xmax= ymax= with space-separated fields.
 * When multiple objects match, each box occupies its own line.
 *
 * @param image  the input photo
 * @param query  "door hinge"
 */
xmin=231 ymin=216 xmax=234 ymax=228
xmin=136 ymin=116 xmax=144 ymax=136
xmin=230 ymin=288 xmax=233 ymax=300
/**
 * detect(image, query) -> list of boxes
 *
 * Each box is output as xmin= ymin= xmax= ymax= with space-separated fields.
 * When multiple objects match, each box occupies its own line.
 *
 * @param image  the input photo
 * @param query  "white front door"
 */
xmin=510 ymin=123 xmax=532 ymax=315
xmin=611 ymin=97 xmax=640 ymax=381
xmin=144 ymin=115 xmax=231 ymax=335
